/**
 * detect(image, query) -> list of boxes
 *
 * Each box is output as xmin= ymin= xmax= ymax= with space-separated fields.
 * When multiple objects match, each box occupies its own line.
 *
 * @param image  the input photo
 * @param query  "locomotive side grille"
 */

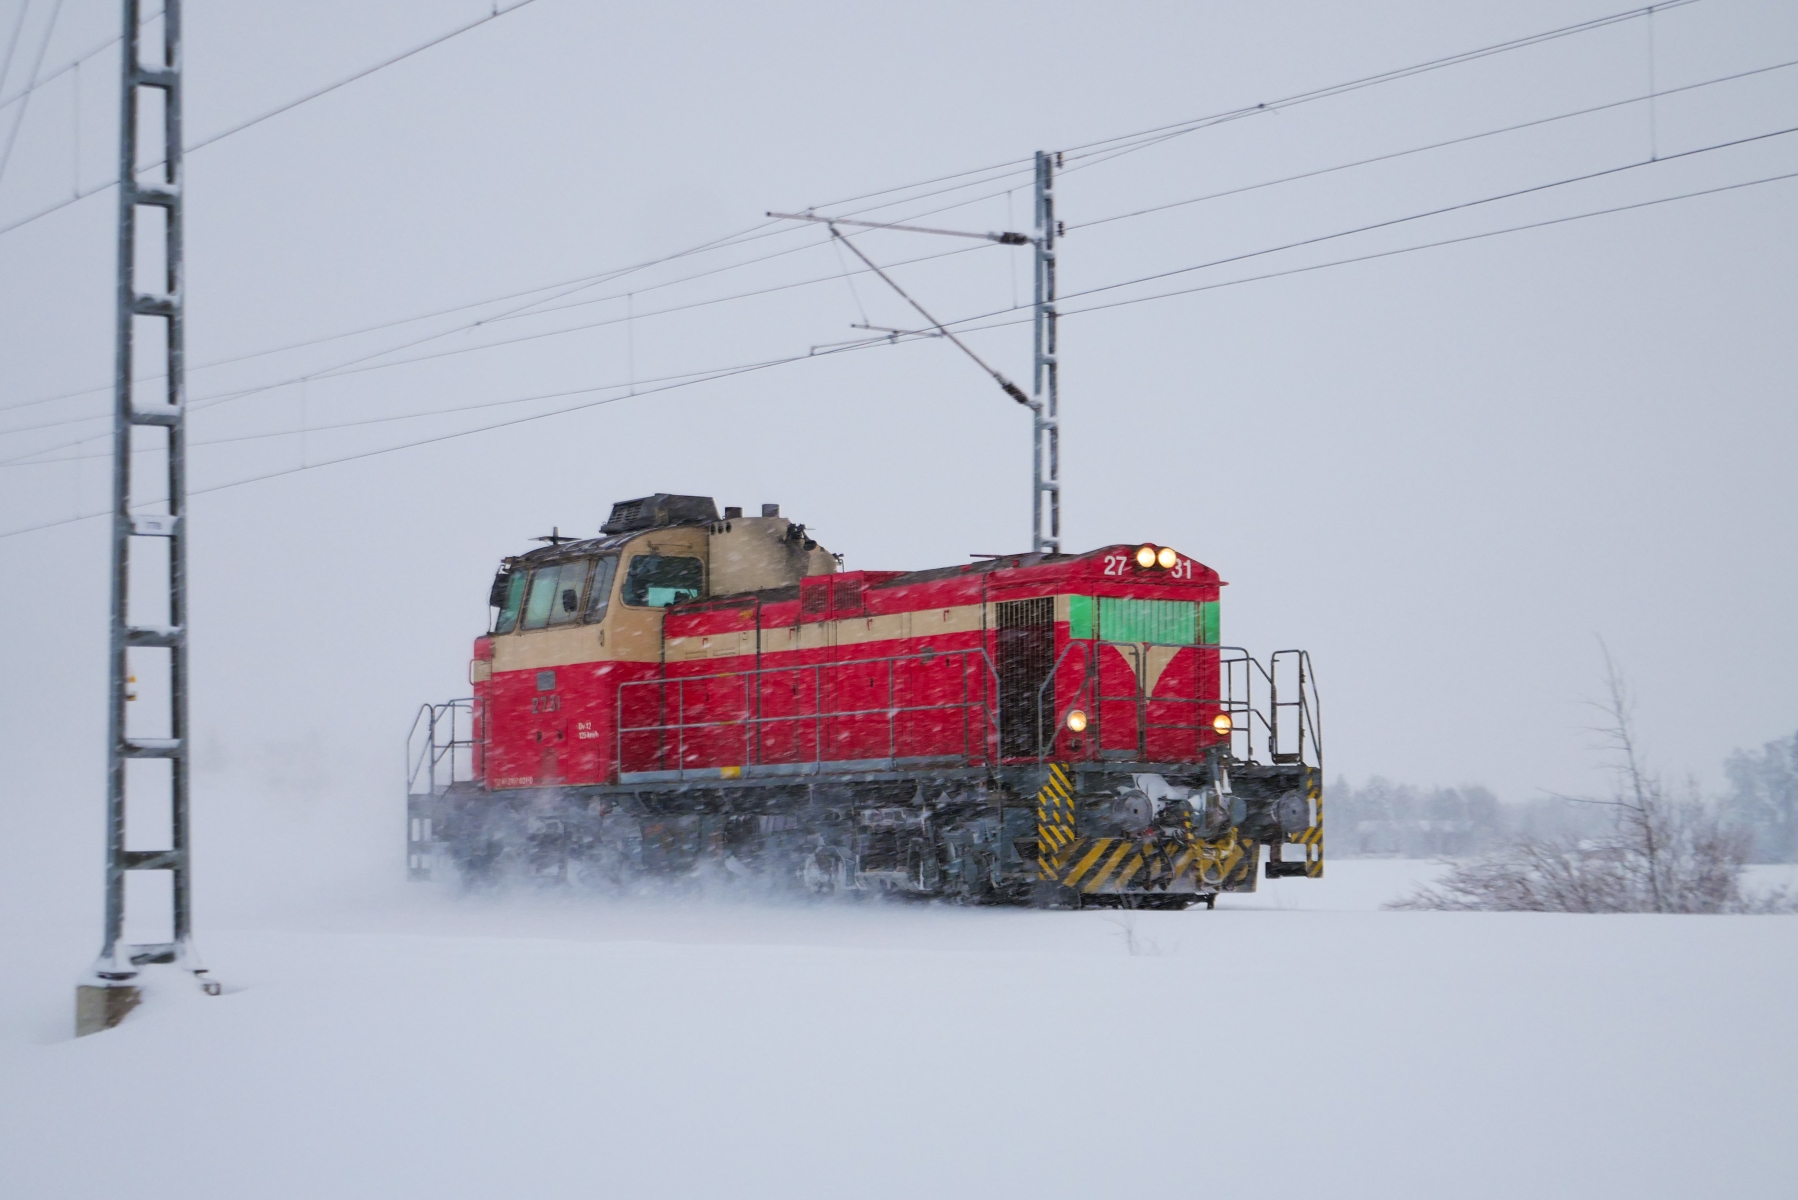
xmin=606 ymin=498 xmax=646 ymax=530
xmin=996 ymin=597 xmax=1055 ymax=759
xmin=832 ymin=577 xmax=863 ymax=615
xmin=1098 ymin=597 xmax=1199 ymax=644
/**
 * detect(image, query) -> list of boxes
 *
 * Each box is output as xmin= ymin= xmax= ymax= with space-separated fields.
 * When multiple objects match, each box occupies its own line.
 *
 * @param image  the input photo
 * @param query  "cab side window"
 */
xmin=585 ymin=556 xmax=618 ymax=623
xmin=623 ymin=555 xmax=703 ymax=607
xmin=494 ymin=570 xmax=527 ymax=634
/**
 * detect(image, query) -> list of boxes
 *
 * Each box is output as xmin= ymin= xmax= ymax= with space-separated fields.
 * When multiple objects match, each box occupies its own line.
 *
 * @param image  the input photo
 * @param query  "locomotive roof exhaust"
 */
xmin=598 ymin=494 xmax=787 ymax=534
xmin=600 ymin=493 xmax=720 ymax=534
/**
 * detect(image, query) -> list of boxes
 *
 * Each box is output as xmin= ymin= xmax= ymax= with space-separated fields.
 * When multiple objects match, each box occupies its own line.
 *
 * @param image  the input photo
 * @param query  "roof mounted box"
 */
xmin=601 ymin=494 xmax=720 ymax=535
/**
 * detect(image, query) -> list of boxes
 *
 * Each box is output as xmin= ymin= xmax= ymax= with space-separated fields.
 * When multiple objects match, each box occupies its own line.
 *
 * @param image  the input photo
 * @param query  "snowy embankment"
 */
xmin=4 ymin=861 xmax=1795 ymax=1199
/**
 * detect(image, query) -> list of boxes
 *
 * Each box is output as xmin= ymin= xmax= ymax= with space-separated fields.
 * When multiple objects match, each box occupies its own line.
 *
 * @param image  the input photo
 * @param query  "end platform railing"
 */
xmin=406 ymin=698 xmax=473 ymax=879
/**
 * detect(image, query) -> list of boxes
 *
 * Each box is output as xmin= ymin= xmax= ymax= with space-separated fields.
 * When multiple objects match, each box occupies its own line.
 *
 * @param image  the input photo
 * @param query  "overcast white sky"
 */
xmin=1 ymin=0 xmax=1794 ymax=924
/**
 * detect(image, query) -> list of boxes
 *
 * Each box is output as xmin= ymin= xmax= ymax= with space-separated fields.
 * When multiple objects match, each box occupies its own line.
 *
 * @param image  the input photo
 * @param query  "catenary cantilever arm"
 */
xmin=768 ymin=210 xmax=1031 ymax=244
xmin=823 ymin=224 xmax=1030 ymax=406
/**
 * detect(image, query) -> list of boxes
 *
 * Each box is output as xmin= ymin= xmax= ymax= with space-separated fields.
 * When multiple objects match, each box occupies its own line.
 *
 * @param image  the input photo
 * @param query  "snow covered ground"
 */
xmin=4 ymin=860 xmax=1795 ymax=1199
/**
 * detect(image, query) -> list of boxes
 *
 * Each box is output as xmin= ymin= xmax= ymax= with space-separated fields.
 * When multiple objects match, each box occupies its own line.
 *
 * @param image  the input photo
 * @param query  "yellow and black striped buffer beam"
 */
xmin=1271 ymin=768 xmax=1325 ymax=878
xmin=1286 ymin=773 xmax=1324 ymax=877
xmin=1054 ymin=837 xmax=1207 ymax=894
xmin=1033 ymin=763 xmax=1075 ymax=880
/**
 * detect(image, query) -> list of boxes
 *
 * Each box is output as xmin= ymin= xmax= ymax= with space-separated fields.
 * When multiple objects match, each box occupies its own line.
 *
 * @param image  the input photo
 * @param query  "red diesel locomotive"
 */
xmin=407 ymin=493 xmax=1322 ymax=906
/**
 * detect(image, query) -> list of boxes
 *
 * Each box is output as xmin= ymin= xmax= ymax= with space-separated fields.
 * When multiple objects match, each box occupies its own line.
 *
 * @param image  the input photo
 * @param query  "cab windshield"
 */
xmin=521 ymin=558 xmax=591 ymax=631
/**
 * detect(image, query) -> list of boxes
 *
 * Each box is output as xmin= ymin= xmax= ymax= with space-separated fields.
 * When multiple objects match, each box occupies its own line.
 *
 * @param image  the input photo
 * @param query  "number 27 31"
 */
xmin=1103 ymin=554 xmax=1193 ymax=579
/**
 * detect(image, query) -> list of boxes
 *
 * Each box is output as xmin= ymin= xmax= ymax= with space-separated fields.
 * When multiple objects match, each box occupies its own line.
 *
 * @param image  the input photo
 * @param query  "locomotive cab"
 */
xmin=472 ymin=495 xmax=836 ymax=788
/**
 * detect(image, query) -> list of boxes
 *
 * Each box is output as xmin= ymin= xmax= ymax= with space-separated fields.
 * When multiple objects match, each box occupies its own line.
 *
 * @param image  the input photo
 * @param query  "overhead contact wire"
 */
xmin=9 ymin=160 xmax=1793 ymax=539
xmin=1067 ymin=57 xmax=1798 ymax=234
xmin=0 ymin=0 xmax=545 ymax=239
xmin=0 ymin=231 xmax=993 ymax=456
xmin=1 ymin=0 xmax=1707 ymax=420
xmin=1052 ymin=0 xmax=1706 ymax=170
xmin=8 ymin=85 xmax=1789 ymax=462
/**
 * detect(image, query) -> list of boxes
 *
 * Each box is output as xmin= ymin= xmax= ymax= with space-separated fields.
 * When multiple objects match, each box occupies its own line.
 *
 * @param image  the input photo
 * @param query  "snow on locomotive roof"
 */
xmin=682 ymin=545 xmax=1222 ymax=609
xmin=506 ymin=531 xmax=638 ymax=564
xmin=508 ymin=494 xmax=791 ymax=565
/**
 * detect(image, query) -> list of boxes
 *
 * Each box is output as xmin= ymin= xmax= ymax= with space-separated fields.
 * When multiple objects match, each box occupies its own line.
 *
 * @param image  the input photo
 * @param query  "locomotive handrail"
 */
xmin=1025 ymin=639 xmax=1320 ymax=768
xmin=1270 ymin=648 xmax=1323 ymax=766
xmin=1034 ymin=639 xmax=1095 ymax=762
xmin=610 ymin=637 xmax=1320 ymax=779
xmin=1060 ymin=641 xmax=1315 ymax=769
xmin=615 ymin=646 xmax=1004 ymax=778
xmin=1211 ymin=645 xmax=1272 ymax=763
xmin=405 ymin=704 xmax=433 ymax=797
xmin=406 ymin=698 xmax=474 ymax=797
xmin=1095 ymin=640 xmax=1239 ymax=761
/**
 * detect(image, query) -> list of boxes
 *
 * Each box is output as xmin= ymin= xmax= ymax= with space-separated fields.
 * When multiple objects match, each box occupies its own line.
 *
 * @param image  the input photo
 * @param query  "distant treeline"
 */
xmin=1330 ymin=728 xmax=1798 ymax=863
xmin=1724 ymin=730 xmax=1798 ymax=862
xmin=1325 ymin=779 xmax=1601 ymax=859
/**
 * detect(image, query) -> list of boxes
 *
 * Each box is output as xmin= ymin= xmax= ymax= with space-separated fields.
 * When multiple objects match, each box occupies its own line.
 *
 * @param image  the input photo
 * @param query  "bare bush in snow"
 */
xmin=1392 ymin=648 xmax=1786 ymax=915
xmin=1105 ymin=915 xmax=1166 ymax=956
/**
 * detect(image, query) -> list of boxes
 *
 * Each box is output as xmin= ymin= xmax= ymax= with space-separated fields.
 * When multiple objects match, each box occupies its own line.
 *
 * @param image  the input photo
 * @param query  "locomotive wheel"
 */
xmin=1032 ymin=880 xmax=1082 ymax=909
xmin=1083 ymin=893 xmax=1193 ymax=911
xmin=954 ymin=849 xmax=1000 ymax=904
xmin=444 ymin=803 xmax=524 ymax=890
xmin=801 ymin=847 xmax=845 ymax=895
xmin=907 ymin=840 xmax=943 ymax=893
xmin=455 ymin=838 xmax=509 ymax=889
